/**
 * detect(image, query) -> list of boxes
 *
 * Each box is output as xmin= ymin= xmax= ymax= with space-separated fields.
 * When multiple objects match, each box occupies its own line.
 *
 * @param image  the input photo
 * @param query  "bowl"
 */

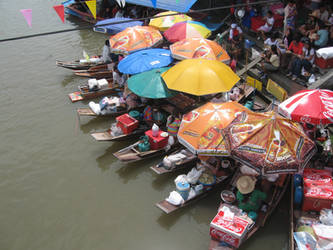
xmin=220 ymin=190 xmax=236 ymax=204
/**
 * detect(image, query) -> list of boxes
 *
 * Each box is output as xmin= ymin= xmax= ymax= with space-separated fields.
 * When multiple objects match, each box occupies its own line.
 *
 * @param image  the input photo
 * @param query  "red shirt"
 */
xmin=288 ymin=41 xmax=304 ymax=55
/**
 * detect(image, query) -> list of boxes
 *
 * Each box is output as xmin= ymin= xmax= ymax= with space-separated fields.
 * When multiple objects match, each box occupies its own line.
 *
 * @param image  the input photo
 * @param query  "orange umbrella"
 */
xmin=170 ymin=38 xmax=230 ymax=63
xmin=223 ymin=111 xmax=317 ymax=174
xmin=109 ymin=26 xmax=163 ymax=55
xmin=177 ymin=101 xmax=250 ymax=156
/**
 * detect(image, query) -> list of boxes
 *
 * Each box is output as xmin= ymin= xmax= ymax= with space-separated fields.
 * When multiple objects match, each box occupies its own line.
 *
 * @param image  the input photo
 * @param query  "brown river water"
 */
xmin=0 ymin=1 xmax=290 ymax=249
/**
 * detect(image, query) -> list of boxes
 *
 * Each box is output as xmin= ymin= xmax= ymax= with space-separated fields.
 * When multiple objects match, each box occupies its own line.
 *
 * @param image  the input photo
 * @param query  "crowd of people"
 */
xmin=227 ymin=0 xmax=333 ymax=83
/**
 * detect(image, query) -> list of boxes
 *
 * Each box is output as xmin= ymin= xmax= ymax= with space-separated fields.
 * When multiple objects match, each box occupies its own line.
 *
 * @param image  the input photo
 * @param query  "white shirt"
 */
xmin=102 ymin=45 xmax=111 ymax=63
xmin=113 ymin=71 xmax=127 ymax=86
xmin=229 ymin=27 xmax=242 ymax=40
xmin=303 ymin=47 xmax=315 ymax=64
xmin=264 ymin=16 xmax=275 ymax=31
xmin=264 ymin=38 xmax=278 ymax=47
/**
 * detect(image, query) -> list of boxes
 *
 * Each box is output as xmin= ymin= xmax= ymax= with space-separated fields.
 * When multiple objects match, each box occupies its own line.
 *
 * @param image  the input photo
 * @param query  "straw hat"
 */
xmin=236 ymin=175 xmax=256 ymax=194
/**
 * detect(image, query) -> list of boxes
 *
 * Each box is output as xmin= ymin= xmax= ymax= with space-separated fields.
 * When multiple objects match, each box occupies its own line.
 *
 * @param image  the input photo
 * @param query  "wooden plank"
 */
xmin=308 ymin=69 xmax=333 ymax=89
xmin=90 ymin=131 xmax=113 ymax=141
xmin=236 ymin=57 xmax=262 ymax=77
xmin=77 ymin=108 xmax=96 ymax=116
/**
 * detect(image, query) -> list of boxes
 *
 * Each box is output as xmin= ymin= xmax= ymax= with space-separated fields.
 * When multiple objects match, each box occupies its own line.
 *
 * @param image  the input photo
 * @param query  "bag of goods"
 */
xmin=198 ymin=171 xmax=216 ymax=186
xmin=166 ymin=191 xmax=184 ymax=206
xmin=88 ymin=78 xmax=98 ymax=90
xmin=89 ymin=101 xmax=101 ymax=115
xmin=97 ymin=79 xmax=108 ymax=89
xmin=186 ymin=167 xmax=203 ymax=185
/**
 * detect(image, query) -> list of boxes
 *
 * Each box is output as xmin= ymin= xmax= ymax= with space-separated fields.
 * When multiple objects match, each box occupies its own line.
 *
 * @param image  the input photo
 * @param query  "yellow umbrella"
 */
xmin=149 ymin=11 xmax=192 ymax=31
xmin=161 ymin=59 xmax=240 ymax=96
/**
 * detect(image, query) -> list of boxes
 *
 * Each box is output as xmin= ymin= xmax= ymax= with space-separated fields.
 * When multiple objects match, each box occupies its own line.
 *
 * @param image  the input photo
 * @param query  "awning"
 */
xmin=125 ymin=0 xmax=198 ymax=12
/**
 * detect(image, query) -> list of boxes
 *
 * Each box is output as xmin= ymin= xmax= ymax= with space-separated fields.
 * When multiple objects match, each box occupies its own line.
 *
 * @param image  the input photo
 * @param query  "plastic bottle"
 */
xmin=152 ymin=123 xmax=159 ymax=137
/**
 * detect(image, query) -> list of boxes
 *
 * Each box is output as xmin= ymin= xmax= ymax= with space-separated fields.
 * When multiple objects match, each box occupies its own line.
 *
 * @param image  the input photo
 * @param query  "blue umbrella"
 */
xmin=118 ymin=49 xmax=173 ymax=75
xmin=93 ymin=17 xmax=143 ymax=35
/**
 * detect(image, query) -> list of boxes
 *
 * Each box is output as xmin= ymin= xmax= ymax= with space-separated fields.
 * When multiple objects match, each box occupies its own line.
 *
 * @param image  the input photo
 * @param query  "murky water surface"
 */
xmin=0 ymin=1 xmax=289 ymax=249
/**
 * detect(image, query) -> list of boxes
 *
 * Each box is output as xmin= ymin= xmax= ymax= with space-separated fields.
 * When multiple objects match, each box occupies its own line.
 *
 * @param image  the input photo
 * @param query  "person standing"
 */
xmin=102 ymin=40 xmax=112 ymax=63
xmin=284 ymin=0 xmax=297 ymax=35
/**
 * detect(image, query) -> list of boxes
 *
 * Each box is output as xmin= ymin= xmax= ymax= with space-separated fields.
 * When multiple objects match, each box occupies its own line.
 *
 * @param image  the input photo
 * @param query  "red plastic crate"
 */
xmin=145 ymin=130 xmax=168 ymax=150
xmin=116 ymin=114 xmax=139 ymax=134
xmin=315 ymin=56 xmax=333 ymax=69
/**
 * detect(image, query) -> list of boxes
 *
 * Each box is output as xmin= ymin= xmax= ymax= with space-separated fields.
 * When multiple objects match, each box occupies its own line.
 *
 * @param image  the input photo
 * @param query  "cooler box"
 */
xmin=116 ymin=114 xmax=139 ymax=134
xmin=210 ymin=209 xmax=249 ymax=248
xmin=145 ymin=130 xmax=168 ymax=150
xmin=302 ymin=182 xmax=333 ymax=212
xmin=315 ymin=56 xmax=333 ymax=69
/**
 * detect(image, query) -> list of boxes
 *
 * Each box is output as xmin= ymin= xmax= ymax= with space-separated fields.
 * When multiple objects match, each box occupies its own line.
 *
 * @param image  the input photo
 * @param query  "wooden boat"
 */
xmin=90 ymin=123 xmax=150 ymax=142
xmin=156 ymin=174 xmax=232 ymax=214
xmin=56 ymin=57 xmax=104 ymax=70
xmin=74 ymin=69 xmax=113 ymax=79
xmin=113 ymin=141 xmax=181 ymax=163
xmin=62 ymin=0 xmax=104 ymax=24
xmin=77 ymin=106 xmax=127 ymax=117
xmin=209 ymin=173 xmax=291 ymax=250
xmin=150 ymin=148 xmax=197 ymax=175
xmin=68 ymin=79 xmax=123 ymax=102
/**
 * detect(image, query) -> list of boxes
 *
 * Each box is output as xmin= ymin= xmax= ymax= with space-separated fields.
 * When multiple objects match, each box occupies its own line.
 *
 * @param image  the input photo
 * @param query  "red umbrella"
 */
xmin=278 ymin=89 xmax=333 ymax=125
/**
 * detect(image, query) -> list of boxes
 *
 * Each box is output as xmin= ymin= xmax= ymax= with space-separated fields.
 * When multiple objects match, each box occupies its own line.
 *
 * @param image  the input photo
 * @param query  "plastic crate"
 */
xmin=116 ymin=114 xmax=139 ymax=134
xmin=315 ymin=56 xmax=333 ymax=69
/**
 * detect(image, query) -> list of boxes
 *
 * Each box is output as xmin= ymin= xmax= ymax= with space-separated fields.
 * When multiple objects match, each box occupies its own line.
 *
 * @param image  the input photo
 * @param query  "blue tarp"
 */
xmin=94 ymin=18 xmax=143 ymax=34
xmin=125 ymin=0 xmax=198 ymax=12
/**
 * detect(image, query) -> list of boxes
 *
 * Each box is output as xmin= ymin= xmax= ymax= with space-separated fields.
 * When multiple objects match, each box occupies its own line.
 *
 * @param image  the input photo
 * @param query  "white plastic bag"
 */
xmin=187 ymin=188 xmax=196 ymax=200
xmin=186 ymin=167 xmax=203 ymax=185
xmin=308 ymin=74 xmax=316 ymax=84
xmin=89 ymin=101 xmax=101 ymax=115
xmin=166 ymin=191 xmax=184 ymax=206
xmin=88 ymin=78 xmax=98 ymax=90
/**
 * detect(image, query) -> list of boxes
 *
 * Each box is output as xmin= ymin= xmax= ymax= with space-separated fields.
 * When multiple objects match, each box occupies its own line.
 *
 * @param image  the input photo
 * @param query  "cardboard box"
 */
xmin=210 ymin=210 xmax=249 ymax=248
xmin=302 ymin=182 xmax=333 ymax=212
xmin=303 ymin=169 xmax=333 ymax=186
xmin=116 ymin=114 xmax=139 ymax=134
xmin=145 ymin=130 xmax=168 ymax=150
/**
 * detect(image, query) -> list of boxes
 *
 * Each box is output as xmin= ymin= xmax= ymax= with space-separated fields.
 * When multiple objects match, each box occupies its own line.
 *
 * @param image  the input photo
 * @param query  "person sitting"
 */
xmin=289 ymin=40 xmax=315 ymax=81
xmin=310 ymin=3 xmax=329 ymax=23
xmin=282 ymin=34 xmax=303 ymax=70
xmin=311 ymin=20 xmax=329 ymax=48
xmin=123 ymin=83 xmax=140 ymax=110
xmin=229 ymin=23 xmax=243 ymax=43
xmin=115 ymin=8 xmax=125 ymax=18
xmin=299 ymin=13 xmax=318 ymax=37
xmin=257 ymin=10 xmax=275 ymax=40
xmin=112 ymin=68 xmax=127 ymax=87
xmin=264 ymin=31 xmax=279 ymax=49
xmin=260 ymin=45 xmax=280 ymax=75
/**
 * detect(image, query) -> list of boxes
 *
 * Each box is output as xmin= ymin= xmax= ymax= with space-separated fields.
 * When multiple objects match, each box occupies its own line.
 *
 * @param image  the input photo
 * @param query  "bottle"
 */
xmin=152 ymin=123 xmax=159 ymax=137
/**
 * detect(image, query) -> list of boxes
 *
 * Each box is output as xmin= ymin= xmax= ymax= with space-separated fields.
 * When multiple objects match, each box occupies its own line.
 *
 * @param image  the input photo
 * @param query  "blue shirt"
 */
xmin=314 ymin=29 xmax=328 ymax=47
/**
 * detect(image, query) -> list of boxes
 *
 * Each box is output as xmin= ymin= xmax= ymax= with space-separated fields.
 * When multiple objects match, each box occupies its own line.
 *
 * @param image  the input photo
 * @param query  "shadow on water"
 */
xmin=115 ymin=164 xmax=145 ymax=184
xmin=79 ymin=116 xmax=114 ymax=133
xmin=151 ymin=171 xmax=176 ymax=191
xmin=157 ymin=208 xmax=189 ymax=231
xmin=61 ymin=73 xmax=78 ymax=87
xmin=95 ymin=141 xmax=133 ymax=171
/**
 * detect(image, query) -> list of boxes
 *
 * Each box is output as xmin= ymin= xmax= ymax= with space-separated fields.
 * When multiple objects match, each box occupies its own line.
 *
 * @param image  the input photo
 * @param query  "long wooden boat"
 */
xmin=68 ymin=79 xmax=122 ymax=102
xmin=209 ymin=173 xmax=291 ymax=250
xmin=90 ymin=123 xmax=150 ymax=142
xmin=150 ymin=148 xmax=197 ymax=175
xmin=63 ymin=0 xmax=104 ymax=23
xmin=156 ymin=174 xmax=232 ymax=214
xmin=56 ymin=56 xmax=104 ymax=70
xmin=74 ymin=69 xmax=113 ymax=79
xmin=113 ymin=141 xmax=181 ymax=163
xmin=77 ymin=106 xmax=127 ymax=117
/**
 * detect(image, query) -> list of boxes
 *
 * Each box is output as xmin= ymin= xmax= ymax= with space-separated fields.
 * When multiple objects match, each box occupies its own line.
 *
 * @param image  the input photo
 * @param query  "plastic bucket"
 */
xmin=176 ymin=182 xmax=190 ymax=200
xmin=129 ymin=110 xmax=140 ymax=121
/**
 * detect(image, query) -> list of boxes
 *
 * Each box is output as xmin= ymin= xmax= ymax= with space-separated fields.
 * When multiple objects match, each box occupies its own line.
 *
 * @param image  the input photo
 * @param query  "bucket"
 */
xmin=129 ymin=110 xmax=140 ymax=121
xmin=176 ymin=182 xmax=190 ymax=200
xmin=221 ymin=160 xmax=231 ymax=169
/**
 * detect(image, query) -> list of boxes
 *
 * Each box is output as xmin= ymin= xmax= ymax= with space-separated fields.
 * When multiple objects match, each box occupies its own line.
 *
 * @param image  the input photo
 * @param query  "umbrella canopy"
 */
xmin=278 ymin=89 xmax=333 ymax=125
xmin=94 ymin=17 xmax=143 ymax=34
xmin=161 ymin=59 xmax=239 ymax=96
xmin=170 ymin=38 xmax=230 ymax=63
xmin=164 ymin=21 xmax=211 ymax=43
xmin=223 ymin=111 xmax=317 ymax=174
xmin=117 ymin=48 xmax=173 ymax=75
xmin=109 ymin=26 xmax=163 ymax=55
xmin=127 ymin=67 xmax=175 ymax=99
xmin=149 ymin=11 xmax=192 ymax=31
xmin=178 ymin=101 xmax=250 ymax=156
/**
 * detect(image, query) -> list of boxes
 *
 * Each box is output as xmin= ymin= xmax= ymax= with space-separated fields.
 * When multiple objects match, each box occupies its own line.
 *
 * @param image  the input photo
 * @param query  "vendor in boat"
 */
xmin=198 ymin=156 xmax=231 ymax=178
xmin=235 ymin=175 xmax=267 ymax=213
xmin=102 ymin=40 xmax=112 ymax=63
xmin=112 ymin=68 xmax=128 ymax=87
xmin=123 ymin=83 xmax=141 ymax=110
xmin=166 ymin=112 xmax=181 ymax=137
